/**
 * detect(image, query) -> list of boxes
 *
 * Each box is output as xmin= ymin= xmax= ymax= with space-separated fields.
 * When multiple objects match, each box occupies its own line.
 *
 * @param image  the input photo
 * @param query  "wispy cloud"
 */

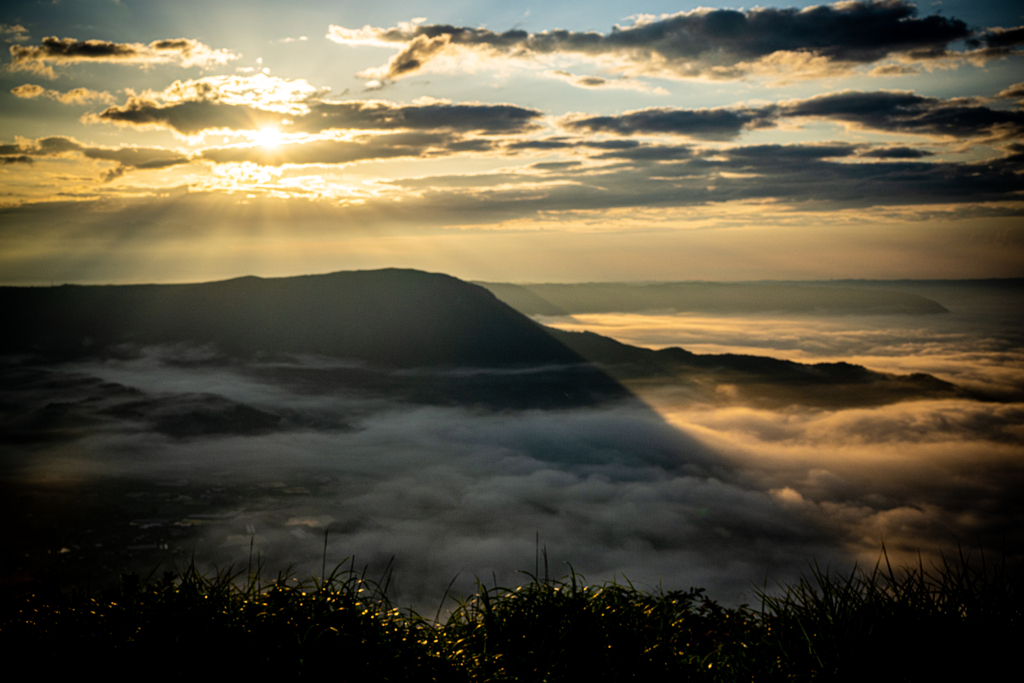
xmin=11 ymin=83 xmax=115 ymax=104
xmin=9 ymin=36 xmax=239 ymax=78
xmin=996 ymin=82 xmax=1024 ymax=100
xmin=0 ymin=23 xmax=29 ymax=43
xmin=543 ymin=70 xmax=668 ymax=94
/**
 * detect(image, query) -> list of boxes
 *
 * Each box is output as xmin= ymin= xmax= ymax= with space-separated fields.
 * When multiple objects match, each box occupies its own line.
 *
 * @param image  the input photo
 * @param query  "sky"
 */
xmin=1 ymin=0 xmax=1022 ymax=284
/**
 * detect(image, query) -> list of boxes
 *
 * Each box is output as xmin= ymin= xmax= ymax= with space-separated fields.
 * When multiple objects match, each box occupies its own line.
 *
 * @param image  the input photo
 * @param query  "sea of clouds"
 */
xmin=3 ymin=283 xmax=1020 ymax=611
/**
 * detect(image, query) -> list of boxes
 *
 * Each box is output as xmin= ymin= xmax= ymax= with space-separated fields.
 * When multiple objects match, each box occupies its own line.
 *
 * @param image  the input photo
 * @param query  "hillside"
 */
xmin=0 ymin=269 xmax=584 ymax=368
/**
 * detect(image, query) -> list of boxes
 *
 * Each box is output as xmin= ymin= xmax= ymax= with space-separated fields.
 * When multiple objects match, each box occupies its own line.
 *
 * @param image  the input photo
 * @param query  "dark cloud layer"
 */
xmin=200 ymin=132 xmax=493 ymax=166
xmin=366 ymin=143 xmax=1024 ymax=217
xmin=563 ymin=90 xmax=1024 ymax=140
xmin=3 ymin=139 xmax=1021 ymax=230
xmin=565 ymin=107 xmax=773 ymax=141
xmin=859 ymin=146 xmax=933 ymax=158
xmin=91 ymin=95 xmax=541 ymax=137
xmin=329 ymin=1 xmax=981 ymax=82
xmin=780 ymin=91 xmax=1024 ymax=139
xmin=302 ymin=101 xmax=542 ymax=135
xmin=970 ymin=25 xmax=1024 ymax=54
xmin=0 ymin=136 xmax=189 ymax=176
xmin=91 ymin=97 xmax=284 ymax=136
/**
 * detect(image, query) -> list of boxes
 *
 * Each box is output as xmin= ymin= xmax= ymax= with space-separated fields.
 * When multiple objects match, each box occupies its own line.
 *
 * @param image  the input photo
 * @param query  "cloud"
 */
xmin=9 ymin=36 xmax=239 ymax=78
xmin=544 ymin=70 xmax=668 ymax=94
xmin=4 ymin=126 xmax=1021 ymax=218
xmin=9 ymin=135 xmax=1020 ymax=219
xmin=725 ymin=143 xmax=860 ymax=160
xmin=11 ymin=83 xmax=115 ymax=104
xmin=89 ymin=96 xmax=286 ymax=136
xmin=996 ymin=82 xmax=1024 ymax=100
xmin=858 ymin=146 xmax=934 ymax=158
xmin=9 ymin=83 xmax=44 ymax=98
xmin=149 ymin=74 xmax=326 ymax=114
xmin=3 ymin=301 xmax=1021 ymax=608
xmin=591 ymin=145 xmax=694 ymax=162
xmin=327 ymin=1 xmax=978 ymax=83
xmin=564 ymin=106 xmax=773 ymax=140
xmin=779 ymin=90 xmax=1024 ymax=140
xmin=0 ymin=23 xmax=29 ymax=43
xmin=86 ymin=75 xmax=542 ymax=137
xmin=199 ymin=131 xmax=492 ymax=167
xmin=0 ymin=135 xmax=190 ymax=177
xmin=664 ymin=398 xmax=1024 ymax=568
xmin=868 ymin=63 xmax=921 ymax=76
xmin=0 ymin=350 xmax=843 ymax=606
xmin=409 ymin=143 xmax=1021 ymax=211
xmin=299 ymin=100 xmax=542 ymax=135
xmin=967 ymin=25 xmax=1024 ymax=56
xmin=876 ymin=23 xmax=1024 ymax=72
xmin=559 ymin=90 xmax=1024 ymax=141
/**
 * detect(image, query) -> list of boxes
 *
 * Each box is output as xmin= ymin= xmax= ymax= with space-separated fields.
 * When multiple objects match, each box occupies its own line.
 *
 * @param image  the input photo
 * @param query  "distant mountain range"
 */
xmin=0 ymin=269 xmax=963 ymax=408
xmin=474 ymin=281 xmax=951 ymax=316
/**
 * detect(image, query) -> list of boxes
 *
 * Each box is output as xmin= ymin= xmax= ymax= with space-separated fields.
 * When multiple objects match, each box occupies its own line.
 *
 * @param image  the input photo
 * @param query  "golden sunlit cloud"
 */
xmin=11 ymin=83 xmax=114 ymax=104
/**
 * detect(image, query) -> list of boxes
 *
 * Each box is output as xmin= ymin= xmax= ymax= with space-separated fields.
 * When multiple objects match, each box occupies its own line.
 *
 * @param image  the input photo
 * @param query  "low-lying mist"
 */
xmin=2 ymin=280 xmax=1020 ymax=614
xmin=2 ymin=349 xmax=843 ymax=610
xmin=539 ymin=281 xmax=1024 ymax=571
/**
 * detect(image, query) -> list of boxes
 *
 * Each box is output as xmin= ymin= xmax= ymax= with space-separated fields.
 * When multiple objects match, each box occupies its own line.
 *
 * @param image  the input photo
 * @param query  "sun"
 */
xmin=251 ymin=127 xmax=285 ymax=148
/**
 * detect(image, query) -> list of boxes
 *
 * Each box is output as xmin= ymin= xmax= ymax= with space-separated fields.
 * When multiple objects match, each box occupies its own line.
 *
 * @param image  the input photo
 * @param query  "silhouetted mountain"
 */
xmin=0 ymin=269 xmax=586 ymax=368
xmin=0 ymin=269 xmax=964 ymax=410
xmin=475 ymin=281 xmax=949 ymax=315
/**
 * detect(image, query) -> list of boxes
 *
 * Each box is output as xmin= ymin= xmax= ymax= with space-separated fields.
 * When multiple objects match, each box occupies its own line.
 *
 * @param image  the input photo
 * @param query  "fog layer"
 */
xmin=3 ymin=280 xmax=1018 ymax=611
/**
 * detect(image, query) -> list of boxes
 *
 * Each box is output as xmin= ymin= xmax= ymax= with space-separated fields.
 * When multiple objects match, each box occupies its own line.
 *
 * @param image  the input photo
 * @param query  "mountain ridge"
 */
xmin=0 ymin=268 xmax=581 ymax=368
xmin=474 ymin=281 xmax=950 ymax=315
xmin=0 ymin=268 xmax=964 ymax=407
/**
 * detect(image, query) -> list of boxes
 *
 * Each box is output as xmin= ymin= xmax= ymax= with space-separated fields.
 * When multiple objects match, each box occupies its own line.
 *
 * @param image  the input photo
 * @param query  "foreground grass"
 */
xmin=2 ymin=552 xmax=1020 ymax=680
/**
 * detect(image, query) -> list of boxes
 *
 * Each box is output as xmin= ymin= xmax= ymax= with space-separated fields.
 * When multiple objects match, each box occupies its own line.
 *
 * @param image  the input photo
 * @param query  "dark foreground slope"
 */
xmin=0 ymin=269 xmax=582 ymax=367
xmin=4 ymin=555 xmax=1018 ymax=681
